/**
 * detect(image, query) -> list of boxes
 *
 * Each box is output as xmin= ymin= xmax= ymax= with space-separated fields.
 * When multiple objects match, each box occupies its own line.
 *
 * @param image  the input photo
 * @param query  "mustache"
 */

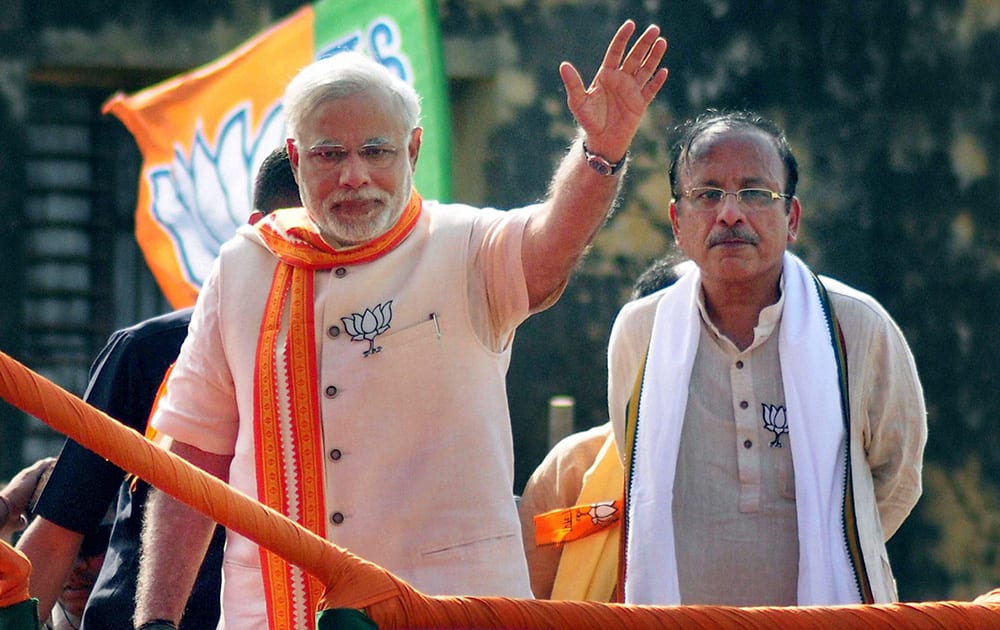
xmin=707 ymin=227 xmax=759 ymax=247
xmin=329 ymin=190 xmax=389 ymax=204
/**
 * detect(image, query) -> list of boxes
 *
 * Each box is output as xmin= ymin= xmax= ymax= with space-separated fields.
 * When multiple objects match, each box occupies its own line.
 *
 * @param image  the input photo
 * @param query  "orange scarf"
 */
xmin=252 ymin=191 xmax=421 ymax=629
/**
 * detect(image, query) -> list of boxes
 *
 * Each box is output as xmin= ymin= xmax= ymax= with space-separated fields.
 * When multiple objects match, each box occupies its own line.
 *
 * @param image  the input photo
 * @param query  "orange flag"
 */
xmin=104 ymin=0 xmax=450 ymax=308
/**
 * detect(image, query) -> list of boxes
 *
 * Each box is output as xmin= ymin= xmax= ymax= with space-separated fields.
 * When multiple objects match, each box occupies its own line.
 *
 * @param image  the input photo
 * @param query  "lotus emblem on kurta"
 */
xmin=342 ymin=300 xmax=393 ymax=356
xmin=762 ymin=403 xmax=789 ymax=448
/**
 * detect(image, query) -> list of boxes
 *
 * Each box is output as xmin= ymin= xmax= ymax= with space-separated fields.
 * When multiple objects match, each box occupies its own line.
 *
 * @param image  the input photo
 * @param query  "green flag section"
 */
xmin=0 ymin=598 xmax=39 ymax=630
xmin=316 ymin=608 xmax=379 ymax=629
xmin=312 ymin=0 xmax=450 ymax=205
xmin=104 ymin=0 xmax=450 ymax=308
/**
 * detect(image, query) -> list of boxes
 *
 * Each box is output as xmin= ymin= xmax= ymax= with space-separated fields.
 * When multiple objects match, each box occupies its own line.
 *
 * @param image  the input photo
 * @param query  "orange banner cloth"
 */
xmin=0 ymin=540 xmax=31 ymax=608
xmin=1 ymin=350 xmax=999 ymax=628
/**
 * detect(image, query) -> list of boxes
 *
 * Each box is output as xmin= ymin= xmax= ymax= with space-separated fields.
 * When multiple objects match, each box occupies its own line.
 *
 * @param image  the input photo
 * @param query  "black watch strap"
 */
xmin=583 ymin=142 xmax=628 ymax=176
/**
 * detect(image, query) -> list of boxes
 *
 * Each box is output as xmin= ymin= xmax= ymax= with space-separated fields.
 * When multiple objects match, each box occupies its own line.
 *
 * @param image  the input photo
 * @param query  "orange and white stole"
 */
xmin=252 ymin=191 xmax=421 ymax=630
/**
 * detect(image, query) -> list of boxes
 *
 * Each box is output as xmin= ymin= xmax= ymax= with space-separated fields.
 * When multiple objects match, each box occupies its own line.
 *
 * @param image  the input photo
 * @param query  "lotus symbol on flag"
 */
xmin=147 ymin=103 xmax=286 ymax=291
xmin=762 ymin=403 xmax=789 ymax=447
xmin=341 ymin=300 xmax=393 ymax=356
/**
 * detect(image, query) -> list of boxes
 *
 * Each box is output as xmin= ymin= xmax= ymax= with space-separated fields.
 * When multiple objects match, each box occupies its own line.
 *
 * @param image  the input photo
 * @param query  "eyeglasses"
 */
xmin=678 ymin=187 xmax=792 ymax=211
xmin=306 ymin=142 xmax=400 ymax=169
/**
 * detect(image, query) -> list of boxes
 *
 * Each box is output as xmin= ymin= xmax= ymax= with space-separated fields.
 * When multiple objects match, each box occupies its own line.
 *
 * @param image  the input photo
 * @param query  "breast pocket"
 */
xmin=379 ymin=313 xmax=442 ymax=352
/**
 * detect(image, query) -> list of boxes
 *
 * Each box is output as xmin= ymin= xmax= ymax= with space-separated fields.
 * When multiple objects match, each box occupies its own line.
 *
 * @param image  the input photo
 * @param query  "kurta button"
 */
xmin=335 ymin=267 xmax=347 ymax=277
xmin=325 ymin=385 xmax=338 ymax=398
xmin=328 ymin=325 xmax=341 ymax=338
xmin=736 ymin=360 xmax=744 ymax=369
xmin=330 ymin=512 xmax=344 ymax=525
xmin=329 ymin=448 xmax=342 ymax=461
xmin=739 ymin=400 xmax=749 ymax=409
xmin=743 ymin=440 xmax=753 ymax=449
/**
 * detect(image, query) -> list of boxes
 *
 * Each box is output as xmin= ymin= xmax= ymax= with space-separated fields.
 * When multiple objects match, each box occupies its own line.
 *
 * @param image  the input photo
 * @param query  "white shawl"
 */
xmin=624 ymin=252 xmax=860 ymax=605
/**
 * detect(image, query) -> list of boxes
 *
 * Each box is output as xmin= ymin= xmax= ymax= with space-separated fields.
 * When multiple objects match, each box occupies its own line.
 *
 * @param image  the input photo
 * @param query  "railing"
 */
xmin=2 ymin=350 xmax=998 ymax=629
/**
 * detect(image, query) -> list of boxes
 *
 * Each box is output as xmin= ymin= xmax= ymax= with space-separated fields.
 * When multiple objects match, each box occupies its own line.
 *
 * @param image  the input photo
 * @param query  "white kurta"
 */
xmin=608 ymin=258 xmax=926 ymax=605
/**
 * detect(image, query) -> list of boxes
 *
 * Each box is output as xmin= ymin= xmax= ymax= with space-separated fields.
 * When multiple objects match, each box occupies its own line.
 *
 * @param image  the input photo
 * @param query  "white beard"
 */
xmin=315 ymin=169 xmax=412 ymax=247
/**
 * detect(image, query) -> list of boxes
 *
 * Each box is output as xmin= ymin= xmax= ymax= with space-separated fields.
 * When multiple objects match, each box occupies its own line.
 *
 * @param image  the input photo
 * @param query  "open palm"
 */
xmin=559 ymin=20 xmax=669 ymax=159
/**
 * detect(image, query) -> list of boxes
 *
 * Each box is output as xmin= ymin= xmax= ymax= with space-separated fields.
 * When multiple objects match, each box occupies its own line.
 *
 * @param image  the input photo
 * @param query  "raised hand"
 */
xmin=559 ymin=20 xmax=669 ymax=160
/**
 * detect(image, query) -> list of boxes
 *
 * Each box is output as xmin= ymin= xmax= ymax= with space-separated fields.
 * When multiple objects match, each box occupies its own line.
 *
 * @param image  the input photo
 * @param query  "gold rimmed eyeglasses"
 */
xmin=678 ymin=187 xmax=792 ymax=211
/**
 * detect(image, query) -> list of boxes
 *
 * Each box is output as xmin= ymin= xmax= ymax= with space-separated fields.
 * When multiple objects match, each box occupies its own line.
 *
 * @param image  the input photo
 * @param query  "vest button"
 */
xmin=335 ymin=267 xmax=347 ymax=277
xmin=329 ymin=448 xmax=342 ymax=461
xmin=330 ymin=512 xmax=344 ymax=525
xmin=328 ymin=325 xmax=341 ymax=338
xmin=325 ymin=385 xmax=338 ymax=398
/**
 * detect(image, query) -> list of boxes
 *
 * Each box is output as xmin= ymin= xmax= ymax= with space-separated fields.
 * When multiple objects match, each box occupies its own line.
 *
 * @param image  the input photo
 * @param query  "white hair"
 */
xmin=283 ymin=51 xmax=422 ymax=141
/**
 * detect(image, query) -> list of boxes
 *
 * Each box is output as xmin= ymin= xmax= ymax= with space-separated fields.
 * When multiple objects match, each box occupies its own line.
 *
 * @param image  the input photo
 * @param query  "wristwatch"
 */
xmin=583 ymin=142 xmax=628 ymax=176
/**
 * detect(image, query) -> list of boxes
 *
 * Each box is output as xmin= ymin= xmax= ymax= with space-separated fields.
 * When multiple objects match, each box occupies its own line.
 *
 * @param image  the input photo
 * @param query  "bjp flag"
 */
xmin=104 ymin=0 xmax=450 ymax=308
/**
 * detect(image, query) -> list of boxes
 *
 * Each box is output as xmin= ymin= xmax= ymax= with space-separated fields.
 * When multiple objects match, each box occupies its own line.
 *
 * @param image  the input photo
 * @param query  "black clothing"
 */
xmin=33 ymin=308 xmax=224 ymax=630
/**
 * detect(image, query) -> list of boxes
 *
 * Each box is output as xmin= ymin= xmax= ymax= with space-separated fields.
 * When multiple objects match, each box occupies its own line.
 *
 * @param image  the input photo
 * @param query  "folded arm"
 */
xmin=864 ymin=316 xmax=928 ymax=539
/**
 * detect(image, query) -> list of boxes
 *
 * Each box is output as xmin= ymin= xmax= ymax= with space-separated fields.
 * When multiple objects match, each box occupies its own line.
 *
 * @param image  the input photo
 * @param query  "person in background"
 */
xmin=15 ymin=145 xmax=300 ymax=628
xmin=518 ymin=254 xmax=688 ymax=601
xmin=134 ymin=21 xmax=667 ymax=630
xmin=629 ymin=254 xmax=693 ymax=301
xmin=608 ymin=109 xmax=926 ymax=606
xmin=47 ymin=522 xmax=111 ymax=630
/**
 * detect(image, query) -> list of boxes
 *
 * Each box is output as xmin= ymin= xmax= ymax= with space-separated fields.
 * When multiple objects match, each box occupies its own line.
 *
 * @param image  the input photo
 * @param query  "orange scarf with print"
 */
xmin=252 ymin=191 xmax=421 ymax=630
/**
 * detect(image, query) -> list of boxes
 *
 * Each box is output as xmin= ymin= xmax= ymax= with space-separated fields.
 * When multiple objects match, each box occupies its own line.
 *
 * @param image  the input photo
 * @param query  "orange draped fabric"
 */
xmin=1 ymin=350 xmax=999 ymax=629
xmin=0 ymin=540 xmax=31 ymax=608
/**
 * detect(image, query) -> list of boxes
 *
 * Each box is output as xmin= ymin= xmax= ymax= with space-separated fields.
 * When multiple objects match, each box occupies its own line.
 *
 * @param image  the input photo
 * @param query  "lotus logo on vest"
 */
xmin=341 ymin=300 xmax=393 ymax=356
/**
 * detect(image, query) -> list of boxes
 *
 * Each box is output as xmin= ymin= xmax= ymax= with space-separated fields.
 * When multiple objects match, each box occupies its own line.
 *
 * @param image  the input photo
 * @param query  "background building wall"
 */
xmin=0 ymin=0 xmax=996 ymax=602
